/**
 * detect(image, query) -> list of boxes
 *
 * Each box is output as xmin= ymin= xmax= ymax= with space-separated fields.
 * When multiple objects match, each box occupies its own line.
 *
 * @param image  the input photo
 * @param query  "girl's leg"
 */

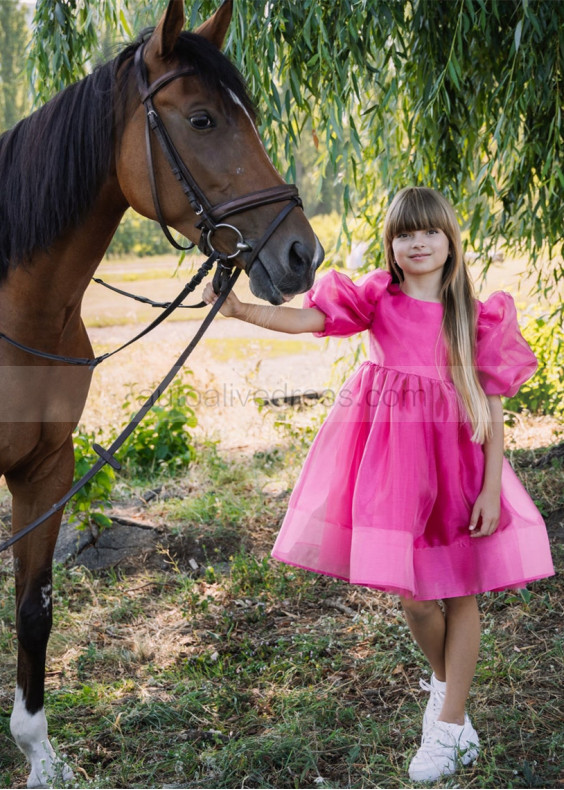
xmin=440 ymin=595 xmax=480 ymax=724
xmin=405 ymin=595 xmax=481 ymax=782
xmin=400 ymin=594 xmax=481 ymax=724
xmin=399 ymin=597 xmax=447 ymax=681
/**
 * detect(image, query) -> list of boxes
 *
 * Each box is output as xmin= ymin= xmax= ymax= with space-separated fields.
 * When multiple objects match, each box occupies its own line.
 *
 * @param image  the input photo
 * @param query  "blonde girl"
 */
xmin=203 ymin=187 xmax=553 ymax=782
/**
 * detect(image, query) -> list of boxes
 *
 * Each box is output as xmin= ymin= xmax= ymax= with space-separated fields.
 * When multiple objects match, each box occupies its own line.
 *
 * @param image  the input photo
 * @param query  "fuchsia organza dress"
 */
xmin=271 ymin=270 xmax=554 ymax=600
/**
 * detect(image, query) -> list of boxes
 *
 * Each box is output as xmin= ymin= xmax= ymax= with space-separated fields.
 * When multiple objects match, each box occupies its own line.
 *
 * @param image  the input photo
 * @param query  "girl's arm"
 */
xmin=202 ymin=283 xmax=326 ymax=334
xmin=469 ymin=395 xmax=504 ymax=538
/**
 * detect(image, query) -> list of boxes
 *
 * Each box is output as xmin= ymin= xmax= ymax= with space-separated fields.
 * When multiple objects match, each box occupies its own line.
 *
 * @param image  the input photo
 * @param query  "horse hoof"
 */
xmin=27 ymin=760 xmax=74 ymax=789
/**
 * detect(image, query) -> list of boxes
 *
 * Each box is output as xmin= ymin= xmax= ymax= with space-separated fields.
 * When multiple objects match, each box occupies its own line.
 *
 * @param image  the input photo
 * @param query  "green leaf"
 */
xmin=119 ymin=9 xmax=132 ymax=37
xmin=92 ymin=513 xmax=113 ymax=528
xmin=447 ymin=55 xmax=461 ymax=91
xmin=514 ymin=18 xmax=523 ymax=52
xmin=54 ymin=3 xmax=66 ymax=27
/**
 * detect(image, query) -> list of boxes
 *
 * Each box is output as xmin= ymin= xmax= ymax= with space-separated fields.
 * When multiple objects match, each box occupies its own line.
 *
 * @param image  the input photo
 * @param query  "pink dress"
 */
xmin=271 ymin=269 xmax=554 ymax=600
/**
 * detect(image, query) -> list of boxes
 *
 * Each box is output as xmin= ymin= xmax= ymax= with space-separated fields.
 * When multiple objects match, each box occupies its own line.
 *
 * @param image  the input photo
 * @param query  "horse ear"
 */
xmin=193 ymin=0 xmax=233 ymax=50
xmin=147 ymin=0 xmax=185 ymax=61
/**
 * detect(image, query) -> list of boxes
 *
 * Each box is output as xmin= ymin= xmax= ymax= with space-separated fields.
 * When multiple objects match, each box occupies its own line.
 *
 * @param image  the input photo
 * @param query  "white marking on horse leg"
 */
xmin=40 ymin=584 xmax=52 ymax=613
xmin=10 ymin=686 xmax=73 ymax=788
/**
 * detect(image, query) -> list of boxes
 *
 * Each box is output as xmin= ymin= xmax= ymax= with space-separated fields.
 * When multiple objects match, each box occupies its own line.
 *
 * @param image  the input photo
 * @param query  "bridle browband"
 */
xmin=133 ymin=41 xmax=302 ymax=274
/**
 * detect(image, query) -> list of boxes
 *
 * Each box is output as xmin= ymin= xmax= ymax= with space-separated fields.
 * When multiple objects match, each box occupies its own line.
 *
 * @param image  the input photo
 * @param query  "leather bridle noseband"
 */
xmin=134 ymin=41 xmax=302 ymax=281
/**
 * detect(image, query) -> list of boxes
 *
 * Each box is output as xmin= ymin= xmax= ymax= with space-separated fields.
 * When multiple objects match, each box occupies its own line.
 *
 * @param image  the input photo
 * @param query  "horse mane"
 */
xmin=0 ymin=30 xmax=255 ymax=281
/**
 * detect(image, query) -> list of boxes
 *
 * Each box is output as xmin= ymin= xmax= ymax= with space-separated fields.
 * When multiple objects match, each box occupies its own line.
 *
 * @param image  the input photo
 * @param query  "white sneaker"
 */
xmin=419 ymin=674 xmax=446 ymax=741
xmin=408 ymin=716 xmax=480 ymax=782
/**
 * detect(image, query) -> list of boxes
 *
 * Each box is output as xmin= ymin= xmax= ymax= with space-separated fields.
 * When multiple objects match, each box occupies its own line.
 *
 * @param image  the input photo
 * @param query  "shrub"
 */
xmin=69 ymin=428 xmax=115 ymax=529
xmin=504 ymin=314 xmax=564 ymax=417
xmin=69 ymin=377 xmax=198 ymax=529
xmin=113 ymin=376 xmax=198 ymax=477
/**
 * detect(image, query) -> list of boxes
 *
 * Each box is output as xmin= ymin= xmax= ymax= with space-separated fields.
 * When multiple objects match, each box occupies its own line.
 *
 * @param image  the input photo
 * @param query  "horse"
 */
xmin=0 ymin=1 xmax=323 ymax=785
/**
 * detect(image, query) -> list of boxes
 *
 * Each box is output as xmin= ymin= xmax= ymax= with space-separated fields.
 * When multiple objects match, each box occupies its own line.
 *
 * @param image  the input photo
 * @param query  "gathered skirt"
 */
xmin=271 ymin=362 xmax=554 ymax=600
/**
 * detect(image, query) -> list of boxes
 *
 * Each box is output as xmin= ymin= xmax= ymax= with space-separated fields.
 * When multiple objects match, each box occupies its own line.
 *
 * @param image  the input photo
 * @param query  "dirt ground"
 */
xmin=83 ymin=312 xmax=357 ymax=452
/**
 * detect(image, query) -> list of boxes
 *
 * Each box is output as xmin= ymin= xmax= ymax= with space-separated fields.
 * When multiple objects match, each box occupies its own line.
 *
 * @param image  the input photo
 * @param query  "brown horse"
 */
xmin=0 ymin=1 xmax=322 ymax=785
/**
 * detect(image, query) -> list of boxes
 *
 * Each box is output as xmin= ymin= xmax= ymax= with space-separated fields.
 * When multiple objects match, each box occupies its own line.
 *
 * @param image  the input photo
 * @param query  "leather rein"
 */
xmin=0 ymin=42 xmax=304 ymax=553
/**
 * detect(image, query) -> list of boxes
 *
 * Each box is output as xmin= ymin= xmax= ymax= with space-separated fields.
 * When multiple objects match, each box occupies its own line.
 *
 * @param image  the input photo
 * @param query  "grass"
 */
xmin=202 ymin=337 xmax=320 ymax=363
xmin=0 ymin=417 xmax=562 ymax=789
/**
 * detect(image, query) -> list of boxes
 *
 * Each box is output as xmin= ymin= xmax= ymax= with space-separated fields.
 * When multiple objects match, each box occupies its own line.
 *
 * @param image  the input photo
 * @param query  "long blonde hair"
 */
xmin=383 ymin=187 xmax=492 ymax=443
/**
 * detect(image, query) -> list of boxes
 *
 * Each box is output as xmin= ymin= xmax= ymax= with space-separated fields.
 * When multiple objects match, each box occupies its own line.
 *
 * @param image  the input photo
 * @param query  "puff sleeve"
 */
xmin=303 ymin=269 xmax=391 ymax=337
xmin=475 ymin=292 xmax=538 ymax=396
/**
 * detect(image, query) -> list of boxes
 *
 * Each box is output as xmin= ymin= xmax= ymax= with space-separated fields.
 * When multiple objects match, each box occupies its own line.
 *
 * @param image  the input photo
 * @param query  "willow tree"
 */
xmin=28 ymin=0 xmax=563 ymax=303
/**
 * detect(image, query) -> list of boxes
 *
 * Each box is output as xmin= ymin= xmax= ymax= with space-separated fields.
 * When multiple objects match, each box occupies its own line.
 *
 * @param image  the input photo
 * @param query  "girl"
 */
xmin=203 ymin=187 xmax=554 ymax=782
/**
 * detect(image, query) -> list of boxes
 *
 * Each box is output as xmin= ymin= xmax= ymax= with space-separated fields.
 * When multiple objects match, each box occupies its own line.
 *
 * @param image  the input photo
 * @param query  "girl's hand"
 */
xmin=202 ymin=282 xmax=242 ymax=318
xmin=469 ymin=489 xmax=501 ymax=537
xmin=202 ymin=285 xmax=325 ymax=333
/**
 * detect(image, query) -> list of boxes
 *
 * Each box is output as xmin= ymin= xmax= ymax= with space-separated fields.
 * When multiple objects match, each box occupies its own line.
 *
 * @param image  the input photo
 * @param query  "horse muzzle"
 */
xmin=247 ymin=234 xmax=324 ymax=305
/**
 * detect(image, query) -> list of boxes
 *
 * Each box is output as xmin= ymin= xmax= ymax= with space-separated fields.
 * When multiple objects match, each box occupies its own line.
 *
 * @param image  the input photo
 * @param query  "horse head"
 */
xmin=116 ymin=0 xmax=324 ymax=305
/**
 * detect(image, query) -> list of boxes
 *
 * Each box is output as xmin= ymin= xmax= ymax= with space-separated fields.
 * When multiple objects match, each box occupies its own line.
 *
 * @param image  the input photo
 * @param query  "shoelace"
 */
xmin=419 ymin=678 xmax=434 ymax=694
xmin=420 ymin=677 xmax=445 ymax=717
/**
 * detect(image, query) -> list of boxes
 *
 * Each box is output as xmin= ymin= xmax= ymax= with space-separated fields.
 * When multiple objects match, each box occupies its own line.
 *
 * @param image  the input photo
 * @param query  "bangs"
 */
xmin=384 ymin=187 xmax=455 ymax=240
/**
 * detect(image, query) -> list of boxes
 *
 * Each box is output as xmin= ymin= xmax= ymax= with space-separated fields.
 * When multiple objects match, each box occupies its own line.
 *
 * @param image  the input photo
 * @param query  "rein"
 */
xmin=0 ymin=253 xmax=217 ymax=367
xmin=0 ymin=42 xmax=304 ymax=553
xmin=91 ymin=276 xmax=206 ymax=309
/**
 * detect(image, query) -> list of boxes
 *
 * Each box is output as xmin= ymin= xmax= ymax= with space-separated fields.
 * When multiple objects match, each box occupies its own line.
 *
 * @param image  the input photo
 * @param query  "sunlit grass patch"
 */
xmin=202 ymin=336 xmax=320 ymax=362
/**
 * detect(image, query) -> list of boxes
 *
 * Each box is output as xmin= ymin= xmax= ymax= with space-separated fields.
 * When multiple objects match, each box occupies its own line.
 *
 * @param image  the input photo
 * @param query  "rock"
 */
xmin=54 ymin=522 xmax=95 ymax=564
xmin=54 ymin=519 xmax=159 ymax=571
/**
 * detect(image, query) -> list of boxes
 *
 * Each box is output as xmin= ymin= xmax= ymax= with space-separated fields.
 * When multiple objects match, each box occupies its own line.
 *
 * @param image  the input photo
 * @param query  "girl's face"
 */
xmin=391 ymin=227 xmax=450 ymax=279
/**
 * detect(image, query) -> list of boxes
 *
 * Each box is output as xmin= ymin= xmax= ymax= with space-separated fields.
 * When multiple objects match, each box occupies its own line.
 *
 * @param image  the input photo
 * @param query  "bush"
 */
xmin=70 ymin=377 xmax=198 ymax=529
xmin=504 ymin=314 xmax=564 ymax=416
xmin=114 ymin=376 xmax=198 ymax=477
xmin=69 ymin=428 xmax=116 ymax=529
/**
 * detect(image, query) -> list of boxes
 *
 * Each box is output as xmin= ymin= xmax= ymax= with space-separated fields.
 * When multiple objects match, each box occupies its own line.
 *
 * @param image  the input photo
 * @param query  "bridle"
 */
xmin=0 ymin=41 xmax=307 ymax=365
xmin=0 ymin=41 xmax=309 ymax=553
xmin=134 ymin=41 xmax=302 ymax=288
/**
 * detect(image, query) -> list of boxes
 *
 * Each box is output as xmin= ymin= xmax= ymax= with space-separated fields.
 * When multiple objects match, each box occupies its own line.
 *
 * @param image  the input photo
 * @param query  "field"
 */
xmin=0 ymin=255 xmax=562 ymax=789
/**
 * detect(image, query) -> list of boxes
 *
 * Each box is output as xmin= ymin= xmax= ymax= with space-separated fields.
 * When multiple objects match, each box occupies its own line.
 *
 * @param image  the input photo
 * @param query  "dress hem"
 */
xmin=270 ymin=551 xmax=554 ymax=601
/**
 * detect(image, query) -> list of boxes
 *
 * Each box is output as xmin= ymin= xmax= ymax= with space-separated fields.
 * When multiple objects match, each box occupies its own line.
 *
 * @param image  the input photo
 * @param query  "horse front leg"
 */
xmin=7 ymin=436 xmax=76 ymax=789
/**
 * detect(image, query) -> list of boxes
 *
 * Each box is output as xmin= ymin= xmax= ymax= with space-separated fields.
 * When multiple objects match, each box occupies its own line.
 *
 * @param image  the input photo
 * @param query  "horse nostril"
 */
xmin=289 ymin=241 xmax=310 ymax=271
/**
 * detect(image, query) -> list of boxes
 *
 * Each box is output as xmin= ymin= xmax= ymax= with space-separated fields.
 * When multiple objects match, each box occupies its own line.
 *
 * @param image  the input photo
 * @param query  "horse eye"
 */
xmin=189 ymin=112 xmax=214 ymax=130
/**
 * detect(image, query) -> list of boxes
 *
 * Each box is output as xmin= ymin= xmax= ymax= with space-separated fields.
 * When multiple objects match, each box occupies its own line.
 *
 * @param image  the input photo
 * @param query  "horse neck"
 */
xmin=0 ymin=177 xmax=128 ymax=344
